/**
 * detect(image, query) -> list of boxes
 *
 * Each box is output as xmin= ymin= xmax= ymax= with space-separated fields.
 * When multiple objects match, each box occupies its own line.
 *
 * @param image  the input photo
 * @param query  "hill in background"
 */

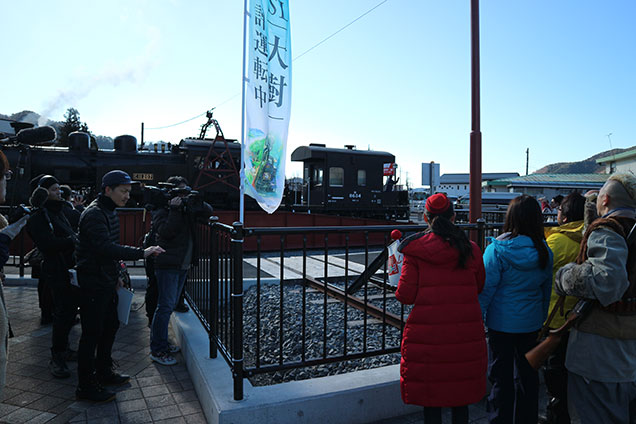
xmin=534 ymin=147 xmax=634 ymax=174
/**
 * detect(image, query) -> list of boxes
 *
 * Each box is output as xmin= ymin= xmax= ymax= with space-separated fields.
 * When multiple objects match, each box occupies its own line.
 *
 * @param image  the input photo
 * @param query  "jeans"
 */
xmin=77 ymin=286 xmax=119 ymax=387
xmin=487 ymin=329 xmax=539 ymax=424
xmin=150 ymin=269 xmax=187 ymax=354
xmin=144 ymin=260 xmax=158 ymax=324
xmin=145 ymin=261 xmax=187 ymax=325
xmin=568 ymin=372 xmax=636 ymax=424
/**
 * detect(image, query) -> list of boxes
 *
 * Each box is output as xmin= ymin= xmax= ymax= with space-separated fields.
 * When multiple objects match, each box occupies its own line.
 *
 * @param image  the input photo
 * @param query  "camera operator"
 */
xmin=149 ymin=176 xmax=212 ymax=366
xmin=75 ymin=170 xmax=164 ymax=402
xmin=0 ymin=151 xmax=29 ymax=397
xmin=144 ymin=177 xmax=194 ymax=327
xmin=26 ymin=176 xmax=80 ymax=380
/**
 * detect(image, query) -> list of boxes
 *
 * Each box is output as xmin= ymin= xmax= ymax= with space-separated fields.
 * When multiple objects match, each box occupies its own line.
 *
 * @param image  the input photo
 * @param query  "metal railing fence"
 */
xmin=185 ymin=218 xmax=559 ymax=400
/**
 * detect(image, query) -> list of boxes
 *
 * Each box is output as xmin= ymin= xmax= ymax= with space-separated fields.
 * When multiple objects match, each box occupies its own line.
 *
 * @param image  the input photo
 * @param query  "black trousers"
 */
xmin=77 ymin=286 xmax=119 ymax=387
xmin=50 ymin=282 xmax=80 ymax=354
xmin=423 ymin=406 xmax=469 ymax=424
xmin=543 ymin=332 xmax=570 ymax=424
xmin=37 ymin=274 xmax=55 ymax=320
xmin=487 ymin=329 xmax=540 ymax=424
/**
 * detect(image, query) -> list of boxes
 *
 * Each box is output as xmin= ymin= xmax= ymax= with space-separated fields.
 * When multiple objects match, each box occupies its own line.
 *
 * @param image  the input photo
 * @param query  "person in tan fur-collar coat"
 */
xmin=0 ymin=151 xmax=30 ymax=396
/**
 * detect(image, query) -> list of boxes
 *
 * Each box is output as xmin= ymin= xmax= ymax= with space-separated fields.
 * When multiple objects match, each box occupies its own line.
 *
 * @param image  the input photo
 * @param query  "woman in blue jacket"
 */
xmin=479 ymin=195 xmax=553 ymax=424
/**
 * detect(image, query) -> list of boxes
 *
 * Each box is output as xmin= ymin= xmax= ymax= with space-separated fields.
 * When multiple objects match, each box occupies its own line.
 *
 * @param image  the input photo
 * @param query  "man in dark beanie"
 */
xmin=74 ymin=170 xmax=164 ymax=402
xmin=26 ymin=182 xmax=80 ymax=380
xmin=28 ymin=174 xmax=61 ymax=325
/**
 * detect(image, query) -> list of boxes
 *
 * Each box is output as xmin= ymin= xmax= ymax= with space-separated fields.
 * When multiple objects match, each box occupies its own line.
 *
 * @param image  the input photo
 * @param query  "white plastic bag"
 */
xmin=387 ymin=239 xmax=403 ymax=286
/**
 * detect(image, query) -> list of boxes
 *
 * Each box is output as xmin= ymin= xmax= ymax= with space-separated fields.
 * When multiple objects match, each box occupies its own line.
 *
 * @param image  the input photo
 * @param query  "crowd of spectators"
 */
xmin=396 ymin=177 xmax=636 ymax=424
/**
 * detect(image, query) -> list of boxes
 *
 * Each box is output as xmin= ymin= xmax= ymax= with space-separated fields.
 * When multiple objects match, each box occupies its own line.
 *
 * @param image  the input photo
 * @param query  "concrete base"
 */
xmin=171 ymin=306 xmax=419 ymax=424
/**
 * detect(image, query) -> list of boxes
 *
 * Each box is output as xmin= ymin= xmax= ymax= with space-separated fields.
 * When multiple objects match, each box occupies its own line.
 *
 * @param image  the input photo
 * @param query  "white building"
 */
xmin=437 ymin=173 xmax=519 ymax=198
xmin=596 ymin=147 xmax=636 ymax=174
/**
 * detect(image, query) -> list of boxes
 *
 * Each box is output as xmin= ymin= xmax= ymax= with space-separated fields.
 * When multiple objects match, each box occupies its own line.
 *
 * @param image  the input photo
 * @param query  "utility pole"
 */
xmin=526 ymin=148 xmax=529 ymax=175
xmin=468 ymin=0 xmax=482 ymax=227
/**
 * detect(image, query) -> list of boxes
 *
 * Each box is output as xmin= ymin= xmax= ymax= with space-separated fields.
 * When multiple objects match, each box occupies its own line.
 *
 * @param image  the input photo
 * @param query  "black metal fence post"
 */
xmin=18 ymin=230 xmax=25 ymax=278
xmin=209 ymin=217 xmax=219 ymax=359
xmin=476 ymin=218 xmax=486 ymax=251
xmin=231 ymin=222 xmax=244 ymax=401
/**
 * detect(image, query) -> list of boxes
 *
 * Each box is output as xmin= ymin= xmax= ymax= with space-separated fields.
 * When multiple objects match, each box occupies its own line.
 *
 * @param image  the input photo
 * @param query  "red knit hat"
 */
xmin=425 ymin=193 xmax=450 ymax=214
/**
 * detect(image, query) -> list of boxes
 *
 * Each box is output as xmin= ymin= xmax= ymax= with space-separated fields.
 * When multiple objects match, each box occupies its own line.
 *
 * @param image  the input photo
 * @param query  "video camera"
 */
xmin=142 ymin=183 xmax=204 ymax=214
xmin=8 ymin=204 xmax=32 ymax=224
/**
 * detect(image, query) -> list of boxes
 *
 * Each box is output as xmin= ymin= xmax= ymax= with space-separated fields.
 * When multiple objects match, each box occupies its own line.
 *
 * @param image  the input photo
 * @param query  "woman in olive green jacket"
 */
xmin=541 ymin=192 xmax=586 ymax=424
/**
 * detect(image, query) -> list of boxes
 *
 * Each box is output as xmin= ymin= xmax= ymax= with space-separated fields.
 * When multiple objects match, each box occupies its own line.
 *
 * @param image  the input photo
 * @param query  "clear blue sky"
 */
xmin=2 ymin=1 xmax=635 ymax=187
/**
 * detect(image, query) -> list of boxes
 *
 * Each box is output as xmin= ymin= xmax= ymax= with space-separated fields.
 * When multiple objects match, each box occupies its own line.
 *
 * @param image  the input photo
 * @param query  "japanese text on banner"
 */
xmin=244 ymin=0 xmax=291 ymax=213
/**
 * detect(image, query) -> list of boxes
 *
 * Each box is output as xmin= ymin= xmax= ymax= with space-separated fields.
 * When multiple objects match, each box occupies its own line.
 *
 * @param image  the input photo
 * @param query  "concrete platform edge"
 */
xmin=171 ymin=306 xmax=420 ymax=424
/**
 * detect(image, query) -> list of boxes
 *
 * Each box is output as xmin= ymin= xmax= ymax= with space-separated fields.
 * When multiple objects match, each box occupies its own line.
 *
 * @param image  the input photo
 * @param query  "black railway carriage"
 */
xmin=1 ymin=120 xmax=409 ymax=219
xmin=290 ymin=144 xmax=409 ymax=220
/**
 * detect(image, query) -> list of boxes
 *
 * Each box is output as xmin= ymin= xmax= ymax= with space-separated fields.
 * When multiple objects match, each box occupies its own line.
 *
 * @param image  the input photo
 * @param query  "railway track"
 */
xmin=260 ymin=255 xmax=405 ymax=329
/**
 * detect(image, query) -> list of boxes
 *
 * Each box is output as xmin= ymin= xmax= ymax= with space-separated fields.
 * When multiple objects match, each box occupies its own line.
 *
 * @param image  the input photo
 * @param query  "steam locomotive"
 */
xmin=0 ymin=115 xmax=409 ymax=220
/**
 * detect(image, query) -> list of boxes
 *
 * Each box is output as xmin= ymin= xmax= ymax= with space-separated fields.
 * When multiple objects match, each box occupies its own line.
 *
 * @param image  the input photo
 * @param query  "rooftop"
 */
xmin=596 ymin=147 xmax=636 ymax=164
xmin=486 ymin=173 xmax=608 ymax=187
xmin=439 ymin=172 xmax=519 ymax=184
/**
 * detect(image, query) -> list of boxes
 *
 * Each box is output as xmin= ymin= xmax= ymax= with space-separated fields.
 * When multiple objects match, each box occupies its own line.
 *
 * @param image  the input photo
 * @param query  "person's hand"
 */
xmin=169 ymin=197 xmax=182 ymax=207
xmin=143 ymin=245 xmax=165 ymax=258
xmin=0 ymin=215 xmax=28 ymax=240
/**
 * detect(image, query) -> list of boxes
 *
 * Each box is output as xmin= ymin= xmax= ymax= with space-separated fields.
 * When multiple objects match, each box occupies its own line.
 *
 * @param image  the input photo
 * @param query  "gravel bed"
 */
xmin=242 ymin=281 xmax=413 ymax=386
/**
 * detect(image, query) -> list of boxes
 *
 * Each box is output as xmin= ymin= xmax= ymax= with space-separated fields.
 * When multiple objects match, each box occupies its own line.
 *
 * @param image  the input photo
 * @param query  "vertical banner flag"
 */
xmin=244 ymin=0 xmax=291 ymax=213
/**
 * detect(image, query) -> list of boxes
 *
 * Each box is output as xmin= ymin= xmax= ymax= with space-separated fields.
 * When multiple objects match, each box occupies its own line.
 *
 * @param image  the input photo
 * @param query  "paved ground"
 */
xmin=0 ymin=285 xmax=206 ymax=424
xmin=0 ymin=268 xmax=562 ymax=424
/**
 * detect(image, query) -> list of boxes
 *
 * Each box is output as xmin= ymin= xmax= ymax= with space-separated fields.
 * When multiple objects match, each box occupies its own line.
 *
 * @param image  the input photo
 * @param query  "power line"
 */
xmin=145 ymin=0 xmax=389 ymax=131
xmin=145 ymin=112 xmax=206 ymax=130
xmin=293 ymin=0 xmax=388 ymax=62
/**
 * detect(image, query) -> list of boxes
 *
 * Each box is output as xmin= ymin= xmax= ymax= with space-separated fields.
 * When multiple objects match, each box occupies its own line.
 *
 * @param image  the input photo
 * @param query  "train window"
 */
xmin=357 ymin=170 xmax=366 ymax=186
xmin=329 ymin=167 xmax=344 ymax=187
xmin=314 ymin=168 xmax=323 ymax=187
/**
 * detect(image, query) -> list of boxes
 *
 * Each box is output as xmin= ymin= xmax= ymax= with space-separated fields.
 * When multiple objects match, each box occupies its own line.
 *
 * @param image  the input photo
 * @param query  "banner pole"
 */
xmin=239 ymin=0 xmax=249 ymax=224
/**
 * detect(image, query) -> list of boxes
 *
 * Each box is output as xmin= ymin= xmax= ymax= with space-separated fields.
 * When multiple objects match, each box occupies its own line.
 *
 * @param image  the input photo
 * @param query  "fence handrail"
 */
xmin=192 ymin=216 xmax=562 ymax=401
xmin=217 ymin=222 xmax=509 ymax=236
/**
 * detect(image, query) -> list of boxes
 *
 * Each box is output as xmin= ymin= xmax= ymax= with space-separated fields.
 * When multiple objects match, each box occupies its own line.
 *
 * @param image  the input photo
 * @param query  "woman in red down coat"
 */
xmin=395 ymin=193 xmax=487 ymax=424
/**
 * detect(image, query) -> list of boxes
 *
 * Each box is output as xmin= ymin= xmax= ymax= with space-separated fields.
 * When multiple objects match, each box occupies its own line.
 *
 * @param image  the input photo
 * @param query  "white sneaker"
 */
xmin=150 ymin=351 xmax=177 ymax=366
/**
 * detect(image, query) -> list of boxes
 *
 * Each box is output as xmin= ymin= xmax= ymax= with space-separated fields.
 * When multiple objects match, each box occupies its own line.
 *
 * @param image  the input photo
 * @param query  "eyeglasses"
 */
xmin=3 ymin=170 xmax=12 ymax=181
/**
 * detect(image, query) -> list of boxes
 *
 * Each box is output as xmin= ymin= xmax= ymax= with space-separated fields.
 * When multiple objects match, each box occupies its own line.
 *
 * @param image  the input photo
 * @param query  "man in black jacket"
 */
xmin=75 ymin=170 xmax=164 ymax=402
xmin=29 ymin=175 xmax=59 ymax=324
xmin=149 ymin=177 xmax=212 ymax=366
xmin=27 ymin=181 xmax=80 ymax=380
xmin=59 ymin=184 xmax=81 ymax=231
